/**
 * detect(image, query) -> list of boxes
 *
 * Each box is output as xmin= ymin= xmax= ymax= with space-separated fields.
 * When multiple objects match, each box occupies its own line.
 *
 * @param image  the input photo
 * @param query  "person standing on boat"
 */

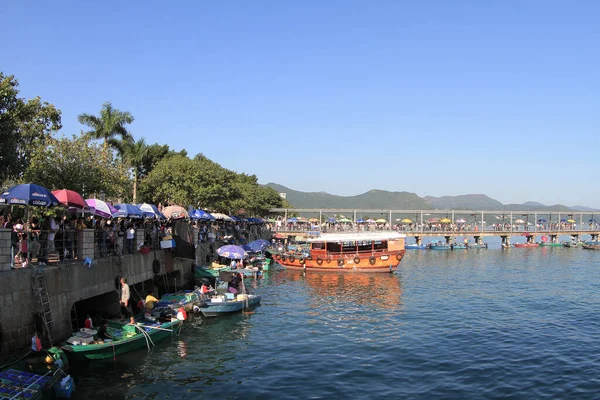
xmin=120 ymin=277 xmax=135 ymax=324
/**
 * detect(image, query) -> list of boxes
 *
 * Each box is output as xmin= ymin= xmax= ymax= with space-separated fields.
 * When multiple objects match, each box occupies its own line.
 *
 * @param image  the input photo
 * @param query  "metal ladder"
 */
xmin=31 ymin=268 xmax=54 ymax=344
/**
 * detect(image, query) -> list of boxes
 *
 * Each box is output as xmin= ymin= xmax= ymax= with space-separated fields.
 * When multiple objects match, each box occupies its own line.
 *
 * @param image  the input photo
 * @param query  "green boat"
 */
xmin=62 ymin=319 xmax=182 ymax=361
xmin=539 ymin=242 xmax=562 ymax=247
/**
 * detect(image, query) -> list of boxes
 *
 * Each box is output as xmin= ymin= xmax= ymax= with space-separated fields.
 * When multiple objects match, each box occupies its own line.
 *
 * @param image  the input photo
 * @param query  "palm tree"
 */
xmin=78 ymin=102 xmax=135 ymax=161
xmin=123 ymin=138 xmax=148 ymax=204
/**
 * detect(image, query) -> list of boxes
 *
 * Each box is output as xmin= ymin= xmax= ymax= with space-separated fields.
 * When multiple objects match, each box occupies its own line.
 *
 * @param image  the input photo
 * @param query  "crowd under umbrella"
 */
xmin=162 ymin=206 xmax=189 ymax=220
xmin=114 ymin=204 xmax=144 ymax=218
xmin=137 ymin=203 xmax=164 ymax=219
xmin=216 ymin=244 xmax=247 ymax=260
xmin=0 ymin=183 xmax=61 ymax=265
xmin=85 ymin=199 xmax=118 ymax=219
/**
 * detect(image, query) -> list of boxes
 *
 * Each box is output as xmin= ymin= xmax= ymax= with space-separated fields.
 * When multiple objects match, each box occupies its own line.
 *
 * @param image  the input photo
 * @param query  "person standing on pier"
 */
xmin=120 ymin=277 xmax=135 ymax=324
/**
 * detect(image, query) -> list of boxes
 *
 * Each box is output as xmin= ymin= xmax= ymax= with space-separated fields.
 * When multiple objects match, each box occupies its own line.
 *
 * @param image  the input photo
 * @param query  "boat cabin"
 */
xmin=309 ymin=232 xmax=405 ymax=258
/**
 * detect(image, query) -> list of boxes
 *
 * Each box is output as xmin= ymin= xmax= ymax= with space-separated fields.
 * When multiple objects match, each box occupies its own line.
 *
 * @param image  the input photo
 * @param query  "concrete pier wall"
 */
xmin=0 ymin=223 xmax=272 ymax=355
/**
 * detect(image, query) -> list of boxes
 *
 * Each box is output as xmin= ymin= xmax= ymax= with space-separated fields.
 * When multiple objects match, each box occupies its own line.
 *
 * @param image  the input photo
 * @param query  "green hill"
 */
xmin=266 ymin=183 xmax=432 ymax=210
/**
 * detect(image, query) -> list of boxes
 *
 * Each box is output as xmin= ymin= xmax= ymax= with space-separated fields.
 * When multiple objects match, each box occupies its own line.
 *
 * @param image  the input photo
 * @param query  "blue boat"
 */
xmin=405 ymin=244 xmax=427 ymax=250
xmin=450 ymin=244 xmax=468 ymax=250
xmin=428 ymin=242 xmax=451 ymax=250
xmin=199 ymin=294 xmax=261 ymax=317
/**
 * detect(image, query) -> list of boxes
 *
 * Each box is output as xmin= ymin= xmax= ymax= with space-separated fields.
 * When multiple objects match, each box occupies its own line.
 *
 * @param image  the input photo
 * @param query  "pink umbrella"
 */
xmin=85 ymin=199 xmax=118 ymax=218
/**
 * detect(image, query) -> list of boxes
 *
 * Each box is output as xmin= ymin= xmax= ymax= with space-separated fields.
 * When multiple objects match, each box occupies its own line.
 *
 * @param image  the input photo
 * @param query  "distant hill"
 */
xmin=424 ymin=194 xmax=503 ymax=210
xmin=266 ymin=183 xmax=432 ymax=210
xmin=266 ymin=183 xmax=598 ymax=212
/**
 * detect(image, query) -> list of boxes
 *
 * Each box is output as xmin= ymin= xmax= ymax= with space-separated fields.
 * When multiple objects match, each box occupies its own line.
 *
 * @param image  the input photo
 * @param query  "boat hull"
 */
xmin=275 ymin=251 xmax=405 ymax=273
xmin=405 ymin=244 xmax=427 ymax=250
xmin=514 ymin=243 xmax=540 ymax=248
xmin=539 ymin=242 xmax=562 ymax=247
xmin=199 ymin=295 xmax=261 ymax=317
xmin=582 ymin=244 xmax=600 ymax=250
xmin=62 ymin=320 xmax=181 ymax=361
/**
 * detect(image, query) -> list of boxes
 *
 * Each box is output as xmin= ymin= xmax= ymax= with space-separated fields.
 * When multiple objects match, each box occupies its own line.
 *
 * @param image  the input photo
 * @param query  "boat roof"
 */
xmin=307 ymin=231 xmax=406 ymax=242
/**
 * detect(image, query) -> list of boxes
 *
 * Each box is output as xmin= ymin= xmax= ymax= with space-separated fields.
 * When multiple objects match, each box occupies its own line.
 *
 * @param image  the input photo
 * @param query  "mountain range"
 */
xmin=266 ymin=183 xmax=599 ymax=212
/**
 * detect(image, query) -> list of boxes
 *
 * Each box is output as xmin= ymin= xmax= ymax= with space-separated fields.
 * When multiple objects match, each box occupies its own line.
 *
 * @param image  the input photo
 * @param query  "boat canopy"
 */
xmin=307 ymin=231 xmax=406 ymax=243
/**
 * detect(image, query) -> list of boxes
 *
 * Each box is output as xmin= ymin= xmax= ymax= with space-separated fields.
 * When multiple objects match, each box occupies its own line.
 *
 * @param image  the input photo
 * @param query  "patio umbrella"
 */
xmin=287 ymin=217 xmax=298 ymax=223
xmin=309 ymin=218 xmax=319 ymax=223
xmin=138 ymin=203 xmax=165 ymax=219
xmin=537 ymin=219 xmax=546 ymax=223
xmin=440 ymin=218 xmax=451 ymax=223
xmin=247 ymin=239 xmax=271 ymax=252
xmin=52 ymin=189 xmax=87 ymax=209
xmin=339 ymin=218 xmax=352 ymax=223
xmin=85 ymin=199 xmax=118 ymax=218
xmin=401 ymin=218 xmax=412 ymax=223
xmin=355 ymin=218 xmax=365 ymax=223
xmin=560 ymin=219 xmax=567 ymax=223
xmin=567 ymin=219 xmax=575 ymax=223
xmin=455 ymin=218 xmax=466 ymax=223
xmin=189 ymin=209 xmax=214 ymax=221
xmin=366 ymin=219 xmax=375 ymax=224
xmin=162 ymin=205 xmax=189 ymax=219
xmin=589 ymin=219 xmax=597 ymax=223
xmin=211 ymin=212 xmax=232 ymax=221
xmin=427 ymin=217 xmax=440 ymax=223
xmin=217 ymin=244 xmax=247 ymax=259
xmin=326 ymin=218 xmax=337 ymax=223
xmin=375 ymin=218 xmax=387 ymax=223
xmin=114 ymin=204 xmax=144 ymax=218
xmin=514 ymin=219 xmax=525 ymax=224
xmin=0 ymin=183 xmax=60 ymax=207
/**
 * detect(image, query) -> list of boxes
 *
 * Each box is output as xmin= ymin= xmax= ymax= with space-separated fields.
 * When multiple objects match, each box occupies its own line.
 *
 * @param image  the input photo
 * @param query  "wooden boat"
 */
xmin=62 ymin=318 xmax=182 ymax=361
xmin=275 ymin=231 xmax=406 ymax=273
xmin=513 ymin=243 xmax=539 ymax=248
xmin=199 ymin=294 xmax=261 ymax=317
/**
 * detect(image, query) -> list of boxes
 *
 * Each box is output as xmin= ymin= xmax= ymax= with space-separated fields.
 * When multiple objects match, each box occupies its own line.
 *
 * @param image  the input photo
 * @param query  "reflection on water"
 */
xmin=289 ymin=271 xmax=403 ymax=310
xmin=70 ymin=249 xmax=600 ymax=399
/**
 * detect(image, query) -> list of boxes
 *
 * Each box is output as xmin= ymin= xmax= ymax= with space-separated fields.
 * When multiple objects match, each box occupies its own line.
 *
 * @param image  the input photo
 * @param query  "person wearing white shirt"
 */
xmin=48 ymin=216 xmax=59 ymax=253
xmin=126 ymin=224 xmax=135 ymax=253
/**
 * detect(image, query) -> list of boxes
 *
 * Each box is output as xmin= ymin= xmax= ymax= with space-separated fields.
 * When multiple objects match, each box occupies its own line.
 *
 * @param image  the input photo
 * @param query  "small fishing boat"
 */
xmin=450 ymin=243 xmax=468 ymax=250
xmin=467 ymin=243 xmax=488 ymax=249
xmin=405 ymin=244 xmax=427 ymax=250
xmin=539 ymin=242 xmax=562 ymax=247
xmin=513 ymin=243 xmax=540 ymax=248
xmin=154 ymin=289 xmax=202 ymax=312
xmin=198 ymin=294 xmax=261 ymax=317
xmin=62 ymin=318 xmax=182 ymax=361
xmin=428 ymin=242 xmax=451 ymax=250
xmin=582 ymin=242 xmax=600 ymax=250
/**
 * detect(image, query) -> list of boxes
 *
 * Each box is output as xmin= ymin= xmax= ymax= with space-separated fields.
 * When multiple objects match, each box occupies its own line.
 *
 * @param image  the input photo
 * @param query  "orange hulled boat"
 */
xmin=275 ymin=231 xmax=406 ymax=273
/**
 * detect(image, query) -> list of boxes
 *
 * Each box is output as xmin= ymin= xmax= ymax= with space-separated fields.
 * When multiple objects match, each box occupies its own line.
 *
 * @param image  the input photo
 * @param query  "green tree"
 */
xmin=77 ymin=102 xmax=134 ymax=161
xmin=23 ymin=135 xmax=128 ymax=199
xmin=0 ymin=72 xmax=62 ymax=182
xmin=122 ymin=137 xmax=148 ymax=204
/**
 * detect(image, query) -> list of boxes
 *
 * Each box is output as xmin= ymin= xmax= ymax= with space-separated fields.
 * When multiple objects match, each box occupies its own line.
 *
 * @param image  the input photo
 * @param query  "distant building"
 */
xmin=279 ymin=193 xmax=287 ymax=199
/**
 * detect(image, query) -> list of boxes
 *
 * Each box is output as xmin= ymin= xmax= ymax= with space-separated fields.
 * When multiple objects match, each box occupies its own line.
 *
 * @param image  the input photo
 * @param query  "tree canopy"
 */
xmin=0 ymin=73 xmax=62 ymax=182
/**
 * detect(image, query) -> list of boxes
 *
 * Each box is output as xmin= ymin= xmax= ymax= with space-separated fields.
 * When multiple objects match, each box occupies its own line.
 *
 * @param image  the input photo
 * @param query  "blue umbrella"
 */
xmin=356 ymin=218 xmax=365 ymax=223
xmin=537 ymin=219 xmax=546 ymax=223
xmin=189 ymin=209 xmax=215 ymax=221
xmin=326 ymin=217 xmax=337 ymax=223
xmin=0 ymin=183 xmax=59 ymax=207
xmin=248 ymin=239 xmax=271 ymax=252
xmin=560 ymin=219 xmax=567 ymax=223
xmin=589 ymin=219 xmax=597 ymax=223
xmin=217 ymin=245 xmax=247 ymax=259
xmin=114 ymin=204 xmax=144 ymax=218
xmin=138 ymin=203 xmax=164 ymax=219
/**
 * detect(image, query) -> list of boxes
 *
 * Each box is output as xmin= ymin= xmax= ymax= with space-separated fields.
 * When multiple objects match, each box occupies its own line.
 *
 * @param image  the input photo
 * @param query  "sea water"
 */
xmin=71 ymin=247 xmax=600 ymax=399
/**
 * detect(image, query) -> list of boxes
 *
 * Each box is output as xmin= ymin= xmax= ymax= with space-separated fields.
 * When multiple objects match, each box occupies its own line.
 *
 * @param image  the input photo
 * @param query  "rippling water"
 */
xmin=71 ymin=248 xmax=600 ymax=399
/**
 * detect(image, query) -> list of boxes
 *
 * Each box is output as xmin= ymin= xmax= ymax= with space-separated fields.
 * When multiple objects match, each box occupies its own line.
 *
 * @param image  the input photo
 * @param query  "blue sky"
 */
xmin=4 ymin=1 xmax=600 ymax=207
